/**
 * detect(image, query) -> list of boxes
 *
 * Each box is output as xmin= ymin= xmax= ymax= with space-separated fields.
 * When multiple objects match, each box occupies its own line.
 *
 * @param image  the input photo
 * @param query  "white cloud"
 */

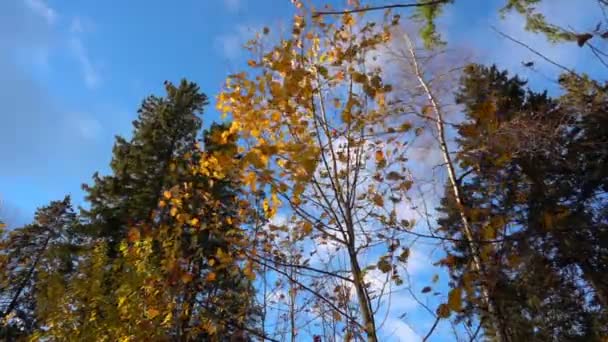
xmin=215 ymin=24 xmax=262 ymax=61
xmin=69 ymin=37 xmax=100 ymax=89
xmin=223 ymin=0 xmax=242 ymax=12
xmin=70 ymin=16 xmax=94 ymax=35
xmin=383 ymin=318 xmax=422 ymax=342
xmin=69 ymin=114 xmax=102 ymax=141
xmin=24 ymin=0 xmax=57 ymax=24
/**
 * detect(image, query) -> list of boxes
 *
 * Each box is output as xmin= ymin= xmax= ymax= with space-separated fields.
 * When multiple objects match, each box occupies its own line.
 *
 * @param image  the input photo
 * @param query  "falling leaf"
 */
xmin=421 ymin=286 xmax=432 ymax=293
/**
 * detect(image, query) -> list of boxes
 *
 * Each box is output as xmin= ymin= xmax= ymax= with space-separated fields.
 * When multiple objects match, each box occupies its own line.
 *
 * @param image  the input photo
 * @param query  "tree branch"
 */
xmin=312 ymin=0 xmax=449 ymax=17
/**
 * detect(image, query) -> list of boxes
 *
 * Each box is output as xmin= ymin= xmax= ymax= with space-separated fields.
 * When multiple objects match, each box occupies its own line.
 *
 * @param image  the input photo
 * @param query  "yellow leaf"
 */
xmin=206 ymin=272 xmax=217 ymax=282
xmin=243 ymin=263 xmax=256 ymax=280
xmin=302 ymin=221 xmax=313 ymax=235
xmin=271 ymin=111 xmax=281 ymax=122
xmin=342 ymin=13 xmax=355 ymax=26
xmin=226 ymin=217 xmax=233 ymax=225
xmin=170 ymin=207 xmax=178 ymax=217
xmin=208 ymin=258 xmax=216 ymax=266
xmin=448 ymin=287 xmax=462 ymax=312
xmin=263 ymin=198 xmax=270 ymax=215
xmin=181 ymin=272 xmax=193 ymax=284
xmin=163 ymin=191 xmax=172 ymax=199
xmin=161 ymin=312 xmax=173 ymax=326
xmin=118 ymin=296 xmax=127 ymax=308
xmin=244 ymin=171 xmax=257 ymax=192
xmin=375 ymin=150 xmax=384 ymax=163
xmin=189 ymin=218 xmax=199 ymax=226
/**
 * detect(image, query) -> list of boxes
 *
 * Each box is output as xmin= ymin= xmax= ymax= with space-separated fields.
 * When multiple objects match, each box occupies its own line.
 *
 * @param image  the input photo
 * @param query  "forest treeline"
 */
xmin=1 ymin=1 xmax=607 ymax=341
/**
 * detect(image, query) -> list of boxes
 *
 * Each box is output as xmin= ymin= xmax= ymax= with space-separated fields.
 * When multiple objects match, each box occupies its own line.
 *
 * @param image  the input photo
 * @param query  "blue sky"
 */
xmin=1 ymin=0 xmax=604 ymax=340
xmin=1 ymin=0 xmax=298 ymax=226
xmin=1 ymin=0 xmax=603 ymax=230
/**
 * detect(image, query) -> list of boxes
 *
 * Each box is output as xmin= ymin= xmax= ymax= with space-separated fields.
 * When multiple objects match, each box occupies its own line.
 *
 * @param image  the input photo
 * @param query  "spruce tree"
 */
xmin=437 ymin=64 xmax=607 ymax=340
xmin=36 ymin=80 xmax=260 ymax=340
xmin=82 ymin=79 xmax=208 ymax=253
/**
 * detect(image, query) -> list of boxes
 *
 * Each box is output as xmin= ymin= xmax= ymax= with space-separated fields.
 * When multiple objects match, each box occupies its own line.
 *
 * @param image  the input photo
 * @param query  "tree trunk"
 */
xmin=402 ymin=33 xmax=507 ymax=342
xmin=347 ymin=245 xmax=378 ymax=342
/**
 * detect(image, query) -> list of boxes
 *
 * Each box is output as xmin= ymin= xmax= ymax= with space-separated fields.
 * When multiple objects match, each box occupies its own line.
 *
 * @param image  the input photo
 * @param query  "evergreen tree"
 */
xmin=437 ymin=64 xmax=607 ymax=340
xmin=0 ymin=197 xmax=79 ymax=339
xmin=81 ymin=79 xmax=208 ymax=253
xmin=32 ymin=81 xmax=258 ymax=341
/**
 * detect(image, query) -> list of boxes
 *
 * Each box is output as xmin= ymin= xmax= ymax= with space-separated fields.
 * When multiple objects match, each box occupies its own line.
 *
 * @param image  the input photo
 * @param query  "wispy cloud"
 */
xmin=70 ymin=114 xmax=103 ymax=141
xmin=223 ymin=0 xmax=242 ymax=12
xmin=215 ymin=24 xmax=263 ymax=61
xmin=69 ymin=37 xmax=100 ymax=88
xmin=383 ymin=318 xmax=422 ymax=341
xmin=24 ymin=0 xmax=57 ymax=24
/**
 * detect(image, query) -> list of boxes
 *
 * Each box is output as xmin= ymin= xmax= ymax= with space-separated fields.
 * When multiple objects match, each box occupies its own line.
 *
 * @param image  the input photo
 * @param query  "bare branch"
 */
xmin=423 ymin=316 xmax=441 ymax=342
xmin=312 ymin=0 xmax=449 ymax=17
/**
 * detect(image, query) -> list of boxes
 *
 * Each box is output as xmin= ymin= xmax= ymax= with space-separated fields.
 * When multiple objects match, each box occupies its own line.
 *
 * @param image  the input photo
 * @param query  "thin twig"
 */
xmin=312 ymin=0 xmax=449 ymax=17
xmin=491 ymin=26 xmax=578 ymax=77
xmin=423 ymin=316 xmax=441 ymax=342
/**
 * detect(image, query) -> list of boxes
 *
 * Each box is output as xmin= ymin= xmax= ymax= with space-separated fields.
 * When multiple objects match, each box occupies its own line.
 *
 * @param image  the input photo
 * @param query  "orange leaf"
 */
xmin=147 ymin=308 xmax=160 ymax=319
xmin=206 ymin=272 xmax=217 ymax=282
xmin=375 ymin=150 xmax=384 ymax=162
xmin=127 ymin=228 xmax=140 ymax=242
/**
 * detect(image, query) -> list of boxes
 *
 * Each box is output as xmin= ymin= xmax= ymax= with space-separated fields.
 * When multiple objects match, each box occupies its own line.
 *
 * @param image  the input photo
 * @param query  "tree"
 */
xmin=0 ymin=197 xmax=79 ymax=339
xmin=81 ymin=80 xmax=208 ymax=254
xmin=33 ymin=82 xmax=260 ymax=341
xmin=436 ymin=64 xmax=608 ymax=340
xmin=217 ymin=10 xmax=420 ymax=341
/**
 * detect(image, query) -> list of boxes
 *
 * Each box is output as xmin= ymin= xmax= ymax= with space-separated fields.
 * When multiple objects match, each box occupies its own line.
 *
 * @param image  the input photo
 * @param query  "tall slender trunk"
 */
xmin=403 ymin=33 xmax=506 ymax=341
xmin=347 ymin=241 xmax=377 ymax=342
xmin=289 ymin=259 xmax=297 ymax=342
